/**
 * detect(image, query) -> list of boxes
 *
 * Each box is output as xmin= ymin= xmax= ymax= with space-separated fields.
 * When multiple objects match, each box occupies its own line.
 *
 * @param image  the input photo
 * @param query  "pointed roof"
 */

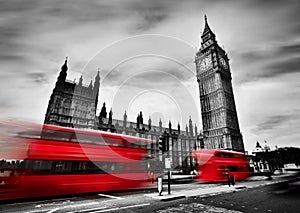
xmin=202 ymin=15 xmax=212 ymax=35
xmin=256 ymin=141 xmax=262 ymax=148
xmin=201 ymin=15 xmax=216 ymax=43
xmin=79 ymin=75 xmax=83 ymax=85
xmin=61 ymin=56 xmax=68 ymax=72
xmin=88 ymin=80 xmax=93 ymax=89
xmin=95 ymin=69 xmax=100 ymax=81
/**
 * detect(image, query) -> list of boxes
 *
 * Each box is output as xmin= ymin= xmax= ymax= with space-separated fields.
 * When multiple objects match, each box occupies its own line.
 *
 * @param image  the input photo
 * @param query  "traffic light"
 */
xmin=158 ymin=135 xmax=167 ymax=153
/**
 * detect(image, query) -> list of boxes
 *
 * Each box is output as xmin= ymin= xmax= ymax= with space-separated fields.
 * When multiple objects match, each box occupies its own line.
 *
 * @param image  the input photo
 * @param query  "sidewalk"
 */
xmin=144 ymin=174 xmax=292 ymax=201
xmin=144 ymin=184 xmax=241 ymax=201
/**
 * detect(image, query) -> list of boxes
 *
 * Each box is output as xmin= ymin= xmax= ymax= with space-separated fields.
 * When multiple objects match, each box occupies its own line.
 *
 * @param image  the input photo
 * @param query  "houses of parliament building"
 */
xmin=44 ymin=16 xmax=245 ymax=171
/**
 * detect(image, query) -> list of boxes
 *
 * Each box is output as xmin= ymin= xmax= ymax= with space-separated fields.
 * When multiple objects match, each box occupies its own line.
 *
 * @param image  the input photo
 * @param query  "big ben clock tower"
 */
xmin=195 ymin=15 xmax=245 ymax=152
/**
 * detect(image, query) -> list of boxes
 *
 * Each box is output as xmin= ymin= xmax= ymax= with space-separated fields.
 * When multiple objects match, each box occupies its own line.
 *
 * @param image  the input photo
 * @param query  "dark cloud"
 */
xmin=0 ymin=0 xmax=40 ymax=13
xmin=100 ymin=57 xmax=195 ymax=89
xmin=263 ymin=57 xmax=300 ymax=78
xmin=276 ymin=43 xmax=300 ymax=57
xmin=0 ymin=20 xmax=29 ymax=60
xmin=26 ymin=73 xmax=49 ymax=84
xmin=135 ymin=11 xmax=168 ymax=32
xmin=126 ymin=0 xmax=181 ymax=32
xmin=0 ymin=53 xmax=26 ymax=62
xmin=256 ymin=114 xmax=293 ymax=133
xmin=245 ymin=0 xmax=292 ymax=8
xmin=234 ymin=41 xmax=300 ymax=83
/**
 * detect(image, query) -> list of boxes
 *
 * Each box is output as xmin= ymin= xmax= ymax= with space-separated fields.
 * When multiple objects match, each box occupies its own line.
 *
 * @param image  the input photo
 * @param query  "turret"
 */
xmin=56 ymin=57 xmax=68 ymax=88
xmin=189 ymin=116 xmax=194 ymax=136
xmin=148 ymin=116 xmax=152 ymax=130
xmin=185 ymin=125 xmax=189 ymax=135
xmin=78 ymin=75 xmax=83 ymax=86
xmin=123 ymin=111 xmax=127 ymax=128
xmin=88 ymin=80 xmax=93 ymax=90
xmin=108 ymin=108 xmax=113 ymax=125
xmin=93 ymin=70 xmax=100 ymax=97
xmin=99 ymin=102 xmax=107 ymax=118
xmin=159 ymin=119 xmax=162 ymax=133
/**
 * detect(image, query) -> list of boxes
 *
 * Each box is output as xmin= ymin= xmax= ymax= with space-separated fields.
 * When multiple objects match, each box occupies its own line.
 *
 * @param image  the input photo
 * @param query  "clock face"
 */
xmin=220 ymin=57 xmax=228 ymax=69
xmin=198 ymin=55 xmax=212 ymax=71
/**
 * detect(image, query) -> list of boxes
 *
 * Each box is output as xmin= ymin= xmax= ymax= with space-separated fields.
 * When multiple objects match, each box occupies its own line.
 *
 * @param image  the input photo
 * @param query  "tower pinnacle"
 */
xmin=61 ymin=56 xmax=68 ymax=72
xmin=201 ymin=15 xmax=216 ymax=44
xmin=56 ymin=57 xmax=68 ymax=85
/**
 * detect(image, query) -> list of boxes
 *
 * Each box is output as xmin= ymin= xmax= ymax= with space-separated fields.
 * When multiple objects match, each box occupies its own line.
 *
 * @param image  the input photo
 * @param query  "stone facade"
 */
xmin=195 ymin=16 xmax=244 ymax=152
xmin=44 ymin=16 xmax=245 ymax=174
xmin=44 ymin=59 xmax=202 ymax=171
xmin=96 ymin=105 xmax=202 ymax=171
xmin=44 ymin=58 xmax=100 ymax=129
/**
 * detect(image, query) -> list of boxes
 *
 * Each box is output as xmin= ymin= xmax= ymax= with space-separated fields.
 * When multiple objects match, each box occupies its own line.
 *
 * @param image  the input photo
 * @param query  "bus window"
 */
xmin=41 ymin=129 xmax=75 ymax=142
xmin=214 ymin=152 xmax=234 ymax=158
xmin=227 ymin=166 xmax=238 ymax=172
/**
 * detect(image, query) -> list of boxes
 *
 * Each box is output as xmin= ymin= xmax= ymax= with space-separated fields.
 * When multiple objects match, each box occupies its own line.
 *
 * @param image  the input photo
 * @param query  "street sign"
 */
xmin=165 ymin=158 xmax=171 ymax=169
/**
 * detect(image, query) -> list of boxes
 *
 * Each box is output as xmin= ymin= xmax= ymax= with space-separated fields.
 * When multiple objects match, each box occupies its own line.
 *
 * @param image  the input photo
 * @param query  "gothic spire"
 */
xmin=203 ymin=14 xmax=212 ymax=35
xmin=123 ymin=110 xmax=127 ymax=128
xmin=201 ymin=15 xmax=216 ymax=43
xmin=56 ymin=57 xmax=68 ymax=85
xmin=79 ymin=75 xmax=83 ymax=86
xmin=108 ymin=108 xmax=113 ymax=124
xmin=88 ymin=80 xmax=93 ymax=89
xmin=99 ymin=102 xmax=107 ymax=118
xmin=148 ymin=116 xmax=152 ymax=130
xmin=93 ymin=69 xmax=100 ymax=96
xmin=61 ymin=56 xmax=68 ymax=72
xmin=95 ymin=69 xmax=100 ymax=84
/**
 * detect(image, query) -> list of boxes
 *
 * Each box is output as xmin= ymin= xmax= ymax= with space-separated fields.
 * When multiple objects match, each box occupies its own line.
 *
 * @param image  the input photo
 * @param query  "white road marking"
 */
xmin=98 ymin=193 xmax=124 ymax=200
xmin=92 ymin=203 xmax=151 ymax=213
xmin=25 ymin=210 xmax=48 ymax=213
xmin=26 ymin=201 xmax=100 ymax=213
xmin=63 ymin=201 xmax=99 ymax=208
xmin=93 ymin=207 xmax=119 ymax=213
xmin=67 ymin=206 xmax=107 ymax=213
xmin=47 ymin=208 xmax=59 ymax=213
xmin=119 ymin=203 xmax=151 ymax=209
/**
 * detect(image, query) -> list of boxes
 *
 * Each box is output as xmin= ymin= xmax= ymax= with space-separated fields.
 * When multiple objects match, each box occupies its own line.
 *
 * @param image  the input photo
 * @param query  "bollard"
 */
xmin=158 ymin=177 xmax=163 ymax=196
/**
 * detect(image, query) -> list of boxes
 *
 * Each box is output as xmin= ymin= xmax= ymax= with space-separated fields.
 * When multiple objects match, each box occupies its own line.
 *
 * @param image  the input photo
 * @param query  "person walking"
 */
xmin=225 ymin=169 xmax=231 ymax=187
xmin=230 ymin=174 xmax=235 ymax=186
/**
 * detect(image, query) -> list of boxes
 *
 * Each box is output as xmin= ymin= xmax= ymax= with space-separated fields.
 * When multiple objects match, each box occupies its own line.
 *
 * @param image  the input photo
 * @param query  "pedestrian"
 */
xmin=230 ymin=174 xmax=235 ymax=186
xmin=226 ymin=170 xmax=231 ymax=187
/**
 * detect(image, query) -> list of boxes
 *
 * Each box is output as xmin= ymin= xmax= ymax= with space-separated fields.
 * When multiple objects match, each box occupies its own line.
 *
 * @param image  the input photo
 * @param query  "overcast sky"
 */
xmin=1 ymin=0 xmax=299 ymax=153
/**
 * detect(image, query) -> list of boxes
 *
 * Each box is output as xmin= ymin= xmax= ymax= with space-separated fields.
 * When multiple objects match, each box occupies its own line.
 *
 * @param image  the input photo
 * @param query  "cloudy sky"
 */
xmin=1 ymin=0 xmax=299 ymax=153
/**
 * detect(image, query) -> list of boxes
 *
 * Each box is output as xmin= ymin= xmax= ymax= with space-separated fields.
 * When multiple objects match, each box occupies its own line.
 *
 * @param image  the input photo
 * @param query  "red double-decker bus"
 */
xmin=193 ymin=149 xmax=251 ymax=183
xmin=0 ymin=120 xmax=159 ymax=201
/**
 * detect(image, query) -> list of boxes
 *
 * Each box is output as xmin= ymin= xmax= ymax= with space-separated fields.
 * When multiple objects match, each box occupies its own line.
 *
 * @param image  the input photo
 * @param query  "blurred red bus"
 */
xmin=193 ymin=149 xmax=251 ymax=183
xmin=0 ymin=120 xmax=159 ymax=201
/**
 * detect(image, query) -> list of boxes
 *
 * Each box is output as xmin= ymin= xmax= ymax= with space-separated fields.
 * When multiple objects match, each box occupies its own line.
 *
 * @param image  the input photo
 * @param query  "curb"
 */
xmin=144 ymin=193 xmax=186 ymax=201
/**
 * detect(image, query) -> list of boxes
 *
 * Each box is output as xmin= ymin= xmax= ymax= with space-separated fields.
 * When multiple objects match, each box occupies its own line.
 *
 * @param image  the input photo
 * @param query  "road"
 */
xmin=0 ymin=174 xmax=298 ymax=213
xmin=145 ymin=180 xmax=300 ymax=213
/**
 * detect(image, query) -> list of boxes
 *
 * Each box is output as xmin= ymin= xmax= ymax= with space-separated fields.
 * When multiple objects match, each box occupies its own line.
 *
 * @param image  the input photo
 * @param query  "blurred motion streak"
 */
xmin=0 ymin=120 xmax=160 ymax=201
xmin=193 ymin=149 xmax=251 ymax=183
